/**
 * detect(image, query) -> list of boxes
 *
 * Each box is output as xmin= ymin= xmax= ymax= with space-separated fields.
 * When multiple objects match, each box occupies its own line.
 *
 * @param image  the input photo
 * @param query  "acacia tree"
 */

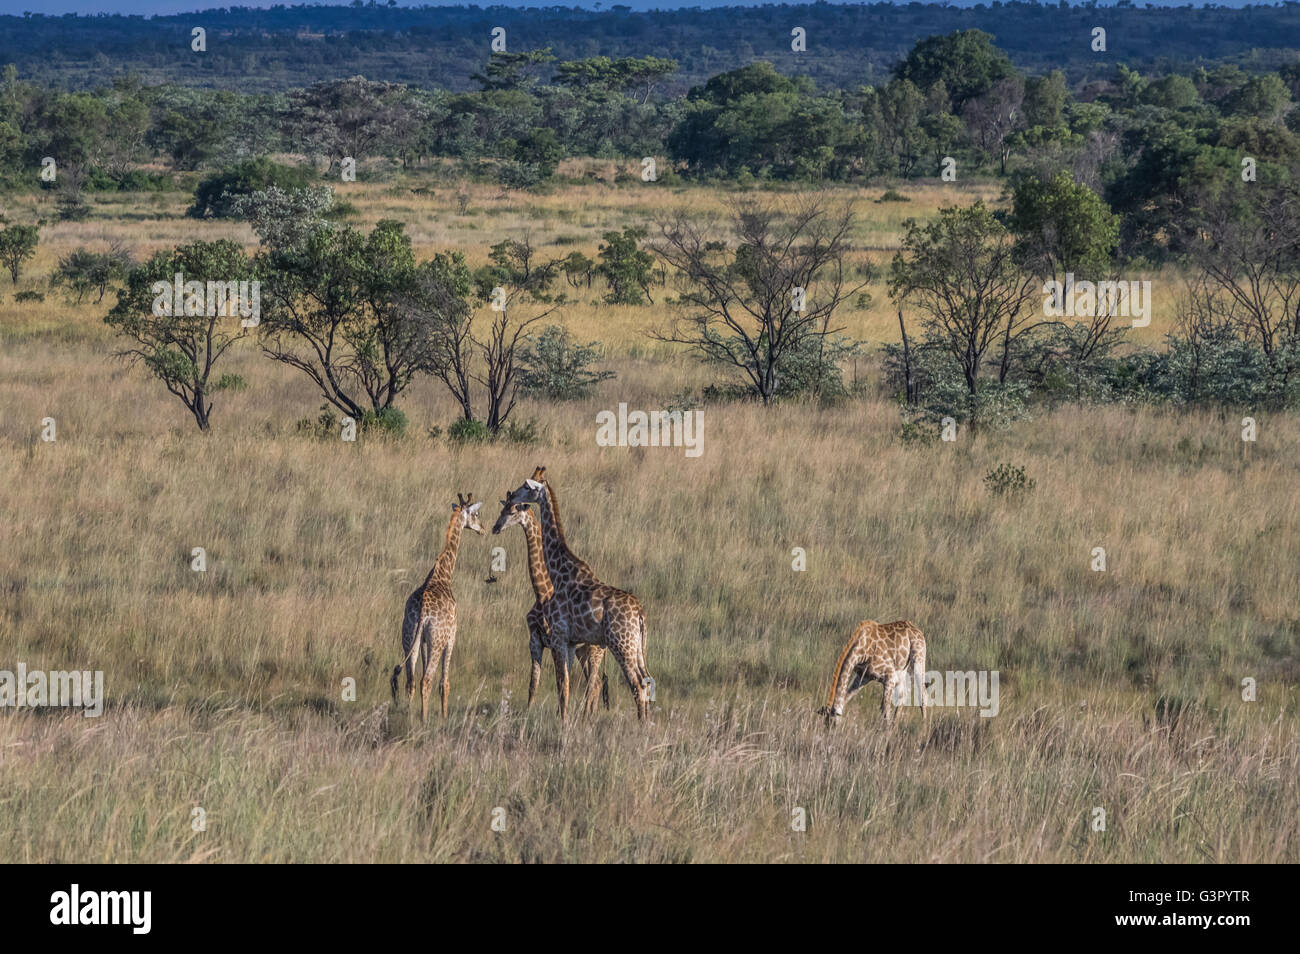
xmin=408 ymin=267 xmax=549 ymax=434
xmin=889 ymin=201 xmax=1038 ymax=425
xmin=650 ymin=195 xmax=866 ymax=404
xmin=105 ymin=240 xmax=256 ymax=431
xmin=1190 ymin=177 xmax=1300 ymax=395
xmin=0 ymin=224 xmax=38 ymax=283
xmin=257 ymin=217 xmax=471 ymax=422
xmin=1007 ymin=171 xmax=1124 ymax=388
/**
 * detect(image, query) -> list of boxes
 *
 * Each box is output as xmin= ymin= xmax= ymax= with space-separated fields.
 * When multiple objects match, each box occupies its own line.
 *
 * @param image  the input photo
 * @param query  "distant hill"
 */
xmin=1 ymin=2 xmax=1298 ymax=93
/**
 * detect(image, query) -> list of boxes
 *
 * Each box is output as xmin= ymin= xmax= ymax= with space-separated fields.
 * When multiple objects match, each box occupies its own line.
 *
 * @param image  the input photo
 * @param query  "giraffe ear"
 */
xmin=525 ymin=478 xmax=544 ymax=492
xmin=468 ymin=502 xmax=482 ymax=515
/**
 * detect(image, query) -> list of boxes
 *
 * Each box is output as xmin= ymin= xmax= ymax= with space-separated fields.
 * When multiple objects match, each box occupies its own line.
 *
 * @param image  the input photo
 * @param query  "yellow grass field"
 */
xmin=0 ymin=171 xmax=1296 ymax=863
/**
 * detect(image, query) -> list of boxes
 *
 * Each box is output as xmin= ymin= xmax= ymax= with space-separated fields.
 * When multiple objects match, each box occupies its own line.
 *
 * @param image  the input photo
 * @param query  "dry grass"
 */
xmin=0 ymin=175 xmax=1295 ymax=862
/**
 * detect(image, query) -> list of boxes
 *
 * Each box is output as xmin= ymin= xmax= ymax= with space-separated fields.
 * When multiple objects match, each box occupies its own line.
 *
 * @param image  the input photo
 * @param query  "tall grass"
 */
xmin=0 ymin=177 xmax=1294 ymax=862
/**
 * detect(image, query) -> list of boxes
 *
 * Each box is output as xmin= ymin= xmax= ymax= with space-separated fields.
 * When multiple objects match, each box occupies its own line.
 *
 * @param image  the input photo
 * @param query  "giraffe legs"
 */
xmin=605 ymin=640 xmax=652 ymax=721
xmin=395 ymin=604 xmax=420 ymax=705
xmin=577 ymin=645 xmax=609 ymax=714
xmin=419 ymin=641 xmax=434 ymax=724
xmin=882 ymin=672 xmax=908 ymax=727
xmin=552 ymin=645 xmax=571 ymax=720
xmin=439 ymin=641 xmax=453 ymax=720
xmin=527 ymin=616 xmax=545 ymax=709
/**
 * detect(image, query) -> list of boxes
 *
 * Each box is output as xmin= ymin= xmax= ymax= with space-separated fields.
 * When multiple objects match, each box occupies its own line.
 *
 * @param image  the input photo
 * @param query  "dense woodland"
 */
xmin=1 ymin=3 xmax=1299 ymax=92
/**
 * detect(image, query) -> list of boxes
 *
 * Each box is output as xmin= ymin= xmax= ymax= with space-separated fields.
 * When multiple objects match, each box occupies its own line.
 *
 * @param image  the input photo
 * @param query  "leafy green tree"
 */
xmin=1008 ymin=170 xmax=1120 ymax=280
xmin=517 ymin=324 xmax=615 ymax=399
xmin=259 ymin=219 xmax=469 ymax=419
xmin=472 ymin=49 xmax=556 ymax=92
xmin=890 ymin=202 xmax=1038 ymax=416
xmin=651 ymin=196 xmax=866 ymax=404
xmin=52 ymin=244 xmax=133 ymax=304
xmin=1022 ymin=71 xmax=1068 ymax=128
xmin=105 ymin=240 xmax=257 ymax=431
xmin=668 ymin=62 xmax=851 ymax=179
xmin=1140 ymin=74 xmax=1200 ymax=111
xmin=188 ymin=158 xmax=314 ymax=219
xmin=598 ymin=227 xmax=654 ymax=305
xmin=510 ymin=127 xmax=562 ymax=181
xmin=1225 ymin=74 xmax=1291 ymax=122
xmin=553 ymin=56 xmax=678 ymax=103
xmin=894 ymin=29 xmax=1016 ymax=112
xmin=0 ymin=224 xmax=38 ymax=283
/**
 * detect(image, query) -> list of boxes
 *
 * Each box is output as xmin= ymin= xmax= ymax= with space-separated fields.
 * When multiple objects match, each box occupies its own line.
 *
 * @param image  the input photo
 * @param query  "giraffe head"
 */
xmin=504 ymin=466 xmax=548 ymax=508
xmin=453 ymin=493 xmax=485 ymax=535
xmin=492 ymin=492 xmax=534 ymax=535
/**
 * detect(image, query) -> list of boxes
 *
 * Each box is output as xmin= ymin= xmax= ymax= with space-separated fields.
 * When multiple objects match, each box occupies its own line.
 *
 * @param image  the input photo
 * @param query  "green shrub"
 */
xmin=448 ymin=418 xmax=489 ymax=443
xmin=361 ymin=406 xmax=407 ymax=437
xmin=502 ymin=417 xmax=540 ymax=444
xmin=517 ymin=324 xmax=615 ymax=399
xmin=188 ymin=158 xmax=314 ymax=219
xmin=984 ymin=463 xmax=1036 ymax=497
xmin=773 ymin=334 xmax=864 ymax=401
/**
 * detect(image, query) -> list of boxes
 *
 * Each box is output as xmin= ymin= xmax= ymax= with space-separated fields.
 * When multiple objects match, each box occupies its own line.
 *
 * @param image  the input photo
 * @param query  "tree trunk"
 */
xmin=898 ymin=310 xmax=916 ymax=405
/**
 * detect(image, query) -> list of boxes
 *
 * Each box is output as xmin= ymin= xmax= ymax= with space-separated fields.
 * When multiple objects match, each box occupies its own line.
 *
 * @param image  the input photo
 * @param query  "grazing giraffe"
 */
xmin=492 ymin=497 xmax=609 ymax=714
xmin=390 ymin=493 xmax=484 ymax=723
xmin=817 ymin=620 xmax=927 ymax=728
xmin=504 ymin=467 xmax=655 ymax=721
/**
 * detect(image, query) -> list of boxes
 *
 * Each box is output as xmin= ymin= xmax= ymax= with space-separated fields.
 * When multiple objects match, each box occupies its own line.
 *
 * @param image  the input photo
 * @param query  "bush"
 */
xmin=496 ymin=161 xmax=547 ymax=191
xmin=448 ymin=418 xmax=489 ymax=443
xmin=881 ymin=335 xmax=1031 ymax=429
xmin=188 ymin=158 xmax=314 ymax=219
xmin=502 ymin=417 xmax=540 ymax=444
xmin=361 ymin=406 xmax=407 ymax=437
xmin=13 ymin=289 xmax=44 ymax=303
xmin=984 ymin=463 xmax=1035 ymax=497
xmin=876 ymin=189 xmax=911 ymax=203
xmin=517 ymin=324 xmax=615 ymax=399
xmin=773 ymin=334 xmax=864 ymax=401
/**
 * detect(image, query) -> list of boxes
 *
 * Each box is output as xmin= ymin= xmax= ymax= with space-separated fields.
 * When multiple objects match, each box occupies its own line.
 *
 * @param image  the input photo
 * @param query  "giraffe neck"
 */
xmin=826 ymin=638 xmax=859 ymax=715
xmin=521 ymin=512 xmax=554 ymax=601
xmin=535 ymin=482 xmax=588 ymax=585
xmin=426 ymin=512 xmax=463 ymax=587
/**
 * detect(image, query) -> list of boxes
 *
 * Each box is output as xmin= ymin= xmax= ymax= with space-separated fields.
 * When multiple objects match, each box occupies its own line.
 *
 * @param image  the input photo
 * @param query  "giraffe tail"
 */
xmin=906 ymin=632 xmax=927 ymax=709
xmin=638 ymin=613 xmax=655 ymax=702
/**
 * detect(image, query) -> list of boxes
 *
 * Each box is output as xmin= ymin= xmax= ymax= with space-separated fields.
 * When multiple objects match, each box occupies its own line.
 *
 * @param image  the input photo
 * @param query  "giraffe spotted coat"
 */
xmin=391 ymin=494 xmax=483 ymax=722
xmin=818 ymin=620 xmax=927 ymax=727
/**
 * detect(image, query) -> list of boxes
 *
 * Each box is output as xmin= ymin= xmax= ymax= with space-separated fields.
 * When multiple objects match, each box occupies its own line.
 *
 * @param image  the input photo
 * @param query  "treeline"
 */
xmin=3 ymin=28 xmax=1299 ymax=263
xmin=1 ymin=3 xmax=1298 ymax=94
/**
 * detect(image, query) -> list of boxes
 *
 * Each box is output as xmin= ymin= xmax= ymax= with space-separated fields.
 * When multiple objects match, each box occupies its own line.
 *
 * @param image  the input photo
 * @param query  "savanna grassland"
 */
xmin=1 ymin=167 xmax=1297 ymax=863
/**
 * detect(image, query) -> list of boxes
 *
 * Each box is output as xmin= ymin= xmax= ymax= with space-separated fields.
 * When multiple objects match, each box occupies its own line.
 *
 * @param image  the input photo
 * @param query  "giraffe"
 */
xmin=492 ymin=497 xmax=609 ymax=714
xmin=390 ymin=493 xmax=484 ymax=723
xmin=817 ymin=620 xmax=927 ymax=728
xmin=504 ymin=467 xmax=655 ymax=721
